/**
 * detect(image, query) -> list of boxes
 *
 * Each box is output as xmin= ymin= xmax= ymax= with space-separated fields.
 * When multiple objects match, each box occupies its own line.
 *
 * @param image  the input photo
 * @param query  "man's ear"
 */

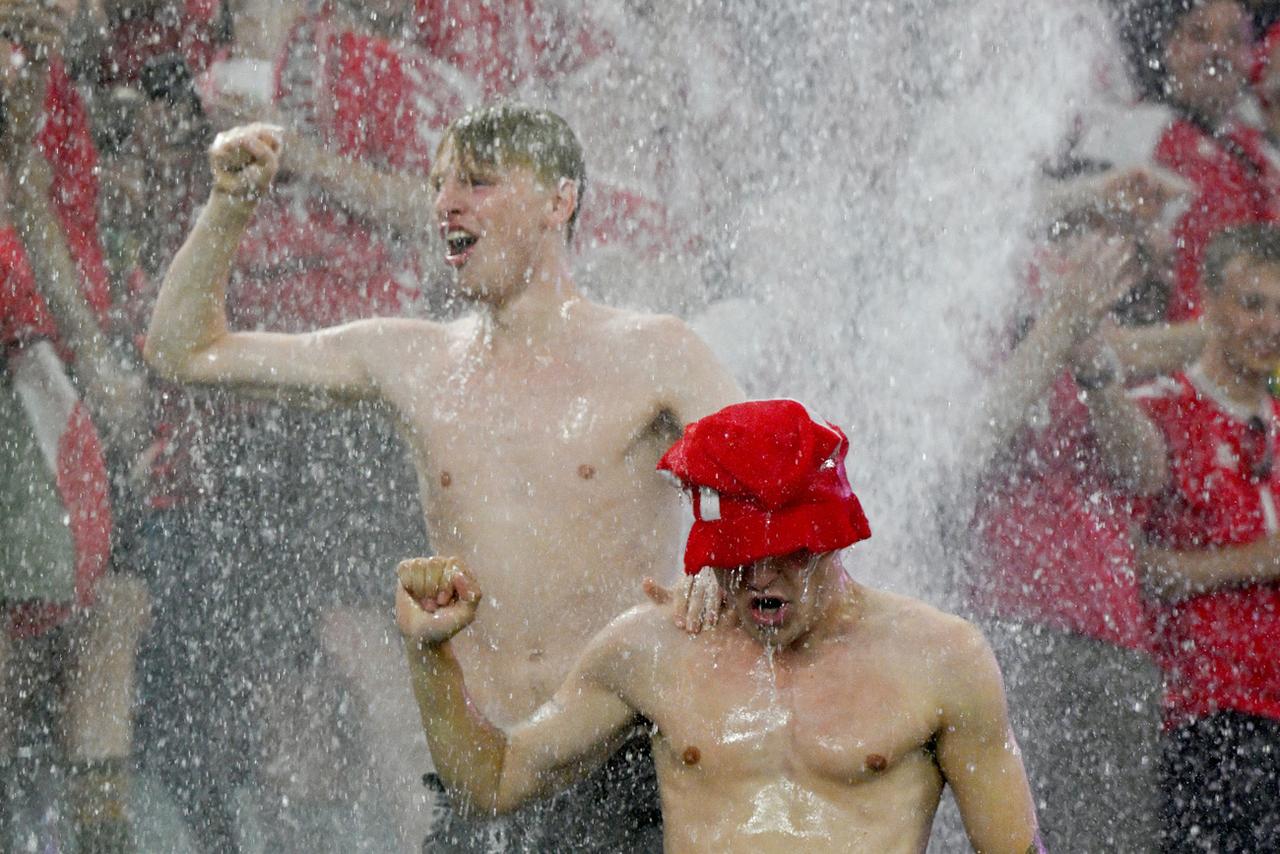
xmin=547 ymin=177 xmax=578 ymax=232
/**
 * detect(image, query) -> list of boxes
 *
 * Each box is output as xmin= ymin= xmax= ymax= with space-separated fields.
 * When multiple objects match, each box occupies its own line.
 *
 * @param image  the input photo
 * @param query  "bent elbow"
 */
xmin=141 ymin=338 xmax=188 ymax=383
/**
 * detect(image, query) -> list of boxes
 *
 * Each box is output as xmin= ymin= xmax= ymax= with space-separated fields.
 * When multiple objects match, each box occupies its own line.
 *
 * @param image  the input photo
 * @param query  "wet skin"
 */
xmin=398 ymin=553 xmax=1041 ymax=853
xmin=145 ymin=124 xmax=742 ymax=725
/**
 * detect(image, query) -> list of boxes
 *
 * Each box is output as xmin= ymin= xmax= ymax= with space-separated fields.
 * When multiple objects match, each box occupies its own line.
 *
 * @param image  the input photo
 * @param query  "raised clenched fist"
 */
xmin=208 ymin=122 xmax=283 ymax=201
xmin=395 ymin=556 xmax=482 ymax=646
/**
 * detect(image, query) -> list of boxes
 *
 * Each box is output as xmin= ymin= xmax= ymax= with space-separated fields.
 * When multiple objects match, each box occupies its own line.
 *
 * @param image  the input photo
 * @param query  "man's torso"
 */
xmin=367 ymin=306 xmax=686 ymax=723
xmin=611 ymin=591 xmax=955 ymax=853
xmin=1134 ymin=369 xmax=1280 ymax=725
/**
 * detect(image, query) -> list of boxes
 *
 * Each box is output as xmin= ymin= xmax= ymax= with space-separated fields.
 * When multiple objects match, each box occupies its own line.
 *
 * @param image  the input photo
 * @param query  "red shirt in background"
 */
xmin=0 ymin=227 xmax=111 ymax=638
xmin=1154 ymin=118 xmax=1280 ymax=321
xmin=1135 ymin=368 xmax=1280 ymax=727
xmin=96 ymin=0 xmax=224 ymax=87
xmin=230 ymin=9 xmax=463 ymax=331
xmin=972 ymin=371 xmax=1151 ymax=651
xmin=38 ymin=59 xmax=110 ymax=325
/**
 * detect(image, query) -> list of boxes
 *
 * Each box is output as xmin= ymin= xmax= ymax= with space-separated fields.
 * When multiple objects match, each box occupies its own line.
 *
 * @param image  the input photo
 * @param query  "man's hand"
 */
xmin=1101 ymin=165 xmax=1189 ymax=227
xmin=396 ymin=557 xmax=481 ymax=646
xmin=643 ymin=567 xmax=727 ymax=634
xmin=208 ymin=122 xmax=283 ymax=201
xmin=1044 ymin=232 xmax=1138 ymax=333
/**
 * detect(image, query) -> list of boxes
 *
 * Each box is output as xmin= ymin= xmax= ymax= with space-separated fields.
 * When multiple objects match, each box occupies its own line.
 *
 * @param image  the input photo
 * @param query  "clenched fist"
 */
xmin=396 ymin=556 xmax=482 ymax=646
xmin=209 ymin=122 xmax=283 ymax=201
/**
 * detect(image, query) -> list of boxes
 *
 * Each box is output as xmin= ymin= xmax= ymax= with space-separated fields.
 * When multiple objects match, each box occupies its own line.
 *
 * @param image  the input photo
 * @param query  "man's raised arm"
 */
xmin=143 ymin=124 xmax=377 ymax=400
xmin=934 ymin=621 xmax=1044 ymax=854
xmin=396 ymin=557 xmax=639 ymax=815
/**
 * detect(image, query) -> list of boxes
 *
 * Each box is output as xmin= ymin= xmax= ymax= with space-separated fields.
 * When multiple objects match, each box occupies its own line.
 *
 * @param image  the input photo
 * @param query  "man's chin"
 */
xmin=741 ymin=618 xmax=800 ymax=649
xmin=445 ymin=273 xmax=489 ymax=302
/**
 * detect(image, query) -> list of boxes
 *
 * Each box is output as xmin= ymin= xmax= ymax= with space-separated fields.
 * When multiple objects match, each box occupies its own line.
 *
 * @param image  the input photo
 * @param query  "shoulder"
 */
xmin=869 ymin=588 xmax=990 ymax=662
xmin=859 ymin=588 xmax=1000 ymax=696
xmin=573 ymin=602 xmax=673 ymax=683
xmin=577 ymin=304 xmax=715 ymax=371
xmin=587 ymin=306 xmax=701 ymax=350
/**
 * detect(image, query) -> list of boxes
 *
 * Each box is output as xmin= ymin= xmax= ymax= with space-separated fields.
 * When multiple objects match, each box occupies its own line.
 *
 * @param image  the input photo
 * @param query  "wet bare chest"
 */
xmin=383 ymin=351 xmax=665 ymax=497
xmin=649 ymin=649 xmax=941 ymax=785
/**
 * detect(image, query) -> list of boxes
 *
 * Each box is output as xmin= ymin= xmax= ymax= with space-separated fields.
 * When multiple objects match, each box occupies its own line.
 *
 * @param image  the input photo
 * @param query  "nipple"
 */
xmin=865 ymin=754 xmax=888 ymax=773
xmin=681 ymin=746 xmax=701 ymax=766
xmin=578 ymin=464 xmax=596 ymax=480
xmin=440 ymin=471 xmax=452 ymax=488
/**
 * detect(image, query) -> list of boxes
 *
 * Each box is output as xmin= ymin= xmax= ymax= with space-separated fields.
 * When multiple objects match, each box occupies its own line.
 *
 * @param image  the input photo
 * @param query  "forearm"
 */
xmin=982 ymin=307 xmax=1083 ymax=457
xmin=1138 ymin=536 xmax=1280 ymax=601
xmin=285 ymin=135 xmax=431 ymax=235
xmin=143 ymin=192 xmax=255 ymax=379
xmin=1107 ymin=322 xmax=1204 ymax=381
xmin=1084 ymin=385 xmax=1169 ymax=494
xmin=404 ymin=639 xmax=508 ymax=814
xmin=9 ymin=157 xmax=113 ymax=370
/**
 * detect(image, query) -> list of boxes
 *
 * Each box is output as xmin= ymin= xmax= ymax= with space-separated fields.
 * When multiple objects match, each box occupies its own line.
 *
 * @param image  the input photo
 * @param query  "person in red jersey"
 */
xmin=971 ymin=195 xmax=1174 ymax=850
xmin=1130 ymin=222 xmax=1280 ymax=851
xmin=397 ymin=400 xmax=1043 ymax=854
xmin=1143 ymin=0 xmax=1280 ymax=321
xmin=0 ymin=11 xmax=150 ymax=850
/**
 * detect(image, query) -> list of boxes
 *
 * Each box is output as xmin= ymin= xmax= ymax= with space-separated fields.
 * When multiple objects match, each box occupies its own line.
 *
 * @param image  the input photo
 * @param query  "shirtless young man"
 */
xmin=144 ymin=104 xmax=741 ymax=848
xmin=398 ymin=400 xmax=1043 ymax=853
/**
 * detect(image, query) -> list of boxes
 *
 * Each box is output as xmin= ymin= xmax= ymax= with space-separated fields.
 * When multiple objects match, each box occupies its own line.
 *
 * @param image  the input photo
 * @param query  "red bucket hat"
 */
xmin=658 ymin=399 xmax=871 ymax=574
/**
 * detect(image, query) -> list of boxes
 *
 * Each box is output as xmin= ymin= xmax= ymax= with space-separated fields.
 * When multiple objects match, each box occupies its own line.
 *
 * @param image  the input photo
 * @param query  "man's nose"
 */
xmin=744 ymin=562 xmax=781 ymax=590
xmin=434 ymin=176 xmax=465 ymax=217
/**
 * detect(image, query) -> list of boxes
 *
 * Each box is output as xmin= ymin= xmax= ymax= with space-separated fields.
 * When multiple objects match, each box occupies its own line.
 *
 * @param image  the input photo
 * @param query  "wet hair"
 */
xmin=435 ymin=102 xmax=587 ymax=241
xmin=1202 ymin=223 xmax=1280 ymax=292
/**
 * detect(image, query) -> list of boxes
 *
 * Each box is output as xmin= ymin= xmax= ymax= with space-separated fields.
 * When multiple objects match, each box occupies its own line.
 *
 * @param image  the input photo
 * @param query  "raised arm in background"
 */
xmin=143 ymin=123 xmax=407 ymax=401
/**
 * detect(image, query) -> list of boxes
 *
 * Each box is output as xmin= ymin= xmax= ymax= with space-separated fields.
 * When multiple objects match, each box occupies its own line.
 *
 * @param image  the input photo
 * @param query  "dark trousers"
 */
xmin=423 ymin=727 xmax=663 ymax=853
xmin=1160 ymin=710 xmax=1280 ymax=853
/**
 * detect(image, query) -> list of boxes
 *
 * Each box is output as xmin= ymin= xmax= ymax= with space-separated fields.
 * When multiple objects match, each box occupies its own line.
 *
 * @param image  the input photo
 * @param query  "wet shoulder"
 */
xmin=859 ymin=586 xmax=989 ymax=672
xmin=575 ymin=601 xmax=675 ymax=683
xmin=596 ymin=307 xmax=695 ymax=351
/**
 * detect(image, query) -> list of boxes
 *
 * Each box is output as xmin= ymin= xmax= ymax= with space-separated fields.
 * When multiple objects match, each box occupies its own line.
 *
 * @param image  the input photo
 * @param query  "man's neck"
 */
xmin=480 ymin=258 xmax=581 ymax=343
xmin=1196 ymin=348 xmax=1271 ymax=413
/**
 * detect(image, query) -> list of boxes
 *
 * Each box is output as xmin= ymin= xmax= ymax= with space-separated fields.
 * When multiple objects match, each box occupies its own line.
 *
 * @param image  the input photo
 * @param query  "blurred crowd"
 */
xmin=9 ymin=0 xmax=1280 ymax=851
xmin=0 ymin=1 xmax=686 ymax=851
xmin=971 ymin=0 xmax=1280 ymax=850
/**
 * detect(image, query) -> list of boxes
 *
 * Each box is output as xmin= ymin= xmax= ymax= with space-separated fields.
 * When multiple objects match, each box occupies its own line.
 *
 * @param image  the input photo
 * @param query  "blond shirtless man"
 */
xmin=144 ymin=104 xmax=741 ymax=849
xmin=397 ymin=400 xmax=1043 ymax=853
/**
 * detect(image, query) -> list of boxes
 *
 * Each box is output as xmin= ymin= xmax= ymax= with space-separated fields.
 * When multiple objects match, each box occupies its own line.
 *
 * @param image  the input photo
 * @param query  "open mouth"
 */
xmin=443 ymin=228 xmax=479 ymax=267
xmin=749 ymin=595 xmax=789 ymax=627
